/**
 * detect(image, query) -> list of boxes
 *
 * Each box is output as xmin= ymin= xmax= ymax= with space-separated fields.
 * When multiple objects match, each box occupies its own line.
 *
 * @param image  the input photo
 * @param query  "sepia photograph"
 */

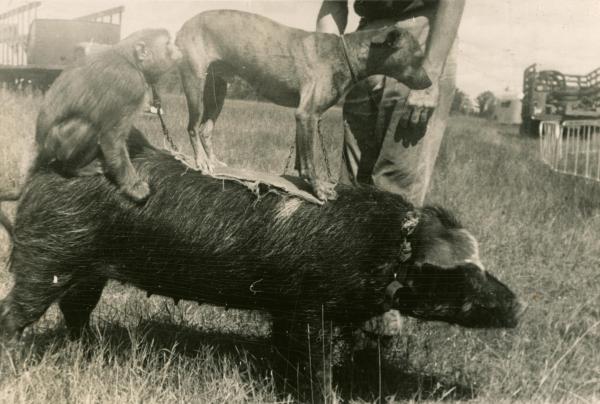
xmin=0 ymin=0 xmax=598 ymax=402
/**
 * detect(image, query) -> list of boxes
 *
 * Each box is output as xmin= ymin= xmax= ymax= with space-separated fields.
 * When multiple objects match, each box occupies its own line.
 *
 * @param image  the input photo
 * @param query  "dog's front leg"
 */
xmin=295 ymin=87 xmax=337 ymax=201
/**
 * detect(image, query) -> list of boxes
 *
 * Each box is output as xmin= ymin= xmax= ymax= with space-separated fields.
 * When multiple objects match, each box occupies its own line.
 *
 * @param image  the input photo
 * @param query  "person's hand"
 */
xmin=398 ymin=80 xmax=439 ymax=128
xmin=390 ymin=79 xmax=439 ymax=147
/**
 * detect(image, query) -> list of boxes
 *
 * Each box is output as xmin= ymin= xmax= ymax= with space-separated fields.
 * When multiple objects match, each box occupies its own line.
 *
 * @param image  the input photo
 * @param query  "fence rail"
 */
xmin=0 ymin=2 xmax=40 ymax=66
xmin=539 ymin=120 xmax=600 ymax=181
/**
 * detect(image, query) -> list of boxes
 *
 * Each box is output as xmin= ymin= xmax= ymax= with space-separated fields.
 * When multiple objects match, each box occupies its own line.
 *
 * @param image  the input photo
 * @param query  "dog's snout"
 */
xmin=411 ymin=67 xmax=432 ymax=90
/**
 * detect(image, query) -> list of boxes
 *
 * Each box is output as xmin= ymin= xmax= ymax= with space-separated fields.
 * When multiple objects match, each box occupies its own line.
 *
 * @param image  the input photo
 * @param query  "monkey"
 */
xmin=35 ymin=29 xmax=182 ymax=202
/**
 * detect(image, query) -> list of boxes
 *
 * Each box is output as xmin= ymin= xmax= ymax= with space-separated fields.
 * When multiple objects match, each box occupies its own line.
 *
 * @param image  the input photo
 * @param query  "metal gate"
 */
xmin=539 ymin=120 xmax=600 ymax=181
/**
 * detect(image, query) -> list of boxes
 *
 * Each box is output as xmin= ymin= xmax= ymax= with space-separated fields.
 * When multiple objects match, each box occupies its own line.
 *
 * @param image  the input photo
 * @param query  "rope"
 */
xmin=282 ymin=120 xmax=332 ymax=181
xmin=151 ymin=84 xmax=179 ymax=153
xmin=283 ymin=143 xmax=295 ymax=175
xmin=318 ymin=118 xmax=333 ymax=179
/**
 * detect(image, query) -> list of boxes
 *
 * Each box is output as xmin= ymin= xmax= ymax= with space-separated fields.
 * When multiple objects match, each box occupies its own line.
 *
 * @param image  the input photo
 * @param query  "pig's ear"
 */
xmin=411 ymin=206 xmax=483 ymax=269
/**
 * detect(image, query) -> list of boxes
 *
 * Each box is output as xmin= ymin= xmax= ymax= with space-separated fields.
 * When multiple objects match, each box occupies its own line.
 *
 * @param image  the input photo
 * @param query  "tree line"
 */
xmin=451 ymin=89 xmax=499 ymax=117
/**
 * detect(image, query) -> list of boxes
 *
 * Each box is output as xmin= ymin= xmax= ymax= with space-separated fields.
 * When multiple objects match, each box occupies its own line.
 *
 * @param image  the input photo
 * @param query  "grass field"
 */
xmin=0 ymin=89 xmax=599 ymax=403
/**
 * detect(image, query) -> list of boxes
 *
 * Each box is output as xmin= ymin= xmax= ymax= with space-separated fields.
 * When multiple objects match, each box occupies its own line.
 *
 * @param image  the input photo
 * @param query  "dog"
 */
xmin=176 ymin=9 xmax=432 ymax=201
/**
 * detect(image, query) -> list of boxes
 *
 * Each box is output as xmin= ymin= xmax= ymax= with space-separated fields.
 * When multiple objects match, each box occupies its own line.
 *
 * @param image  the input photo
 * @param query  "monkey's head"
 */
xmin=127 ymin=29 xmax=182 ymax=83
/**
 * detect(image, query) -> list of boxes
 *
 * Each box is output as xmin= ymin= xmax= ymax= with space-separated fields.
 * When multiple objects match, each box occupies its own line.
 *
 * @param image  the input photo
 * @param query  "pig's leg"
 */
xmin=58 ymin=277 xmax=107 ymax=339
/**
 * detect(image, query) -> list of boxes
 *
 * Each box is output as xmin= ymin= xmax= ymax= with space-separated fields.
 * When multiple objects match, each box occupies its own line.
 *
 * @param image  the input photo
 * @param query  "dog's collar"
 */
xmin=340 ymin=35 xmax=358 ymax=84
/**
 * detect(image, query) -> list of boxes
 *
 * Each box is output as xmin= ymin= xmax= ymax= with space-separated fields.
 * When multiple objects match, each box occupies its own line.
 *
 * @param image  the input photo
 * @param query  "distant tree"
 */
xmin=451 ymin=88 xmax=472 ymax=115
xmin=476 ymin=91 xmax=497 ymax=118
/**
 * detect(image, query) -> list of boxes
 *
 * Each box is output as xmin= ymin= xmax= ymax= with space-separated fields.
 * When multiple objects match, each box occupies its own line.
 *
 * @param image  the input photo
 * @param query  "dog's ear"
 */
xmin=371 ymin=28 xmax=402 ymax=47
xmin=411 ymin=206 xmax=483 ymax=269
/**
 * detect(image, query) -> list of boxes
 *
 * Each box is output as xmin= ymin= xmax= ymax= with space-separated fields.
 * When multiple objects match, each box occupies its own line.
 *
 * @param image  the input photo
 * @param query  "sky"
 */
xmin=1 ymin=0 xmax=599 ymax=99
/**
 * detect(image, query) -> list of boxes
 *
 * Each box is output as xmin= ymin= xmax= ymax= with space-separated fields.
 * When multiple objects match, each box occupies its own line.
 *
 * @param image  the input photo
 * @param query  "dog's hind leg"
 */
xmin=179 ymin=59 xmax=212 ymax=173
xmin=58 ymin=276 xmax=107 ymax=339
xmin=199 ymin=68 xmax=228 ymax=168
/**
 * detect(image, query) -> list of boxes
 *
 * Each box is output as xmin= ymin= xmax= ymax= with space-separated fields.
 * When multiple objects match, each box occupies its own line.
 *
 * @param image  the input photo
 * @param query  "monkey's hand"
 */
xmin=122 ymin=180 xmax=150 ymax=203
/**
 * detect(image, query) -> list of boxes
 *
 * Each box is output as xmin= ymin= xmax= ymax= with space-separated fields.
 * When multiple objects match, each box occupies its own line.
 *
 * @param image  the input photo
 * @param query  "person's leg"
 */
xmin=340 ymin=17 xmax=432 ymax=189
xmin=340 ymin=77 xmax=385 ymax=186
xmin=372 ymin=30 xmax=457 ymax=205
xmin=339 ymin=17 xmax=431 ymax=348
xmin=352 ymin=15 xmax=456 ymax=343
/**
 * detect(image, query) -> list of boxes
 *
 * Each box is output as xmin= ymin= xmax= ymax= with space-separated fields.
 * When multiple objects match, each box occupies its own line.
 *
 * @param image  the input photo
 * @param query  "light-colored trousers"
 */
xmin=341 ymin=15 xmax=457 ymax=206
xmin=354 ymin=15 xmax=458 ymax=338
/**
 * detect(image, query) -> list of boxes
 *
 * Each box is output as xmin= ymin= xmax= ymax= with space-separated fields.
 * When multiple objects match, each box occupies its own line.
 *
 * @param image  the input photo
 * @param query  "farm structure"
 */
xmin=523 ymin=64 xmax=600 ymax=182
xmin=521 ymin=64 xmax=600 ymax=135
xmin=0 ymin=2 xmax=123 ymax=90
xmin=494 ymin=91 xmax=522 ymax=125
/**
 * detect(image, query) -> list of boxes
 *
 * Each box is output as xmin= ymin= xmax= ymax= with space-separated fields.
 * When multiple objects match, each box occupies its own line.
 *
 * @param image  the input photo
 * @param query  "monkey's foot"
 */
xmin=312 ymin=179 xmax=337 ymax=201
xmin=122 ymin=180 xmax=150 ymax=203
